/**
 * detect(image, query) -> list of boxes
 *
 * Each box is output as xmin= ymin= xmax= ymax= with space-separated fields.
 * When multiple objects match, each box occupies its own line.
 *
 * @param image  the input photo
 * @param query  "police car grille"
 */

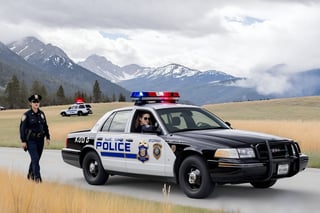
xmin=255 ymin=142 xmax=296 ymax=160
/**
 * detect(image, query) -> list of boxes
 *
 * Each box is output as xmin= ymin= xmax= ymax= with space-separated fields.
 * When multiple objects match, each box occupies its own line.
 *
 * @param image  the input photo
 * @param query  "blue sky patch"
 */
xmin=226 ymin=16 xmax=264 ymax=25
xmin=99 ymin=31 xmax=129 ymax=40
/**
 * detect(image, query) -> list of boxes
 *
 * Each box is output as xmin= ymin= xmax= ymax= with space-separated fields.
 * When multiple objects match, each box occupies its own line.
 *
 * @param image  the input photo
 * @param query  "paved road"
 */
xmin=1 ymin=147 xmax=319 ymax=213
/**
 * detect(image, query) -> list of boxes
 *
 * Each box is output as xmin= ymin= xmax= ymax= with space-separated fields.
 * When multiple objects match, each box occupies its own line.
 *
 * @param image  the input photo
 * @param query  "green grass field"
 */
xmin=1 ymin=96 xmax=319 ymax=167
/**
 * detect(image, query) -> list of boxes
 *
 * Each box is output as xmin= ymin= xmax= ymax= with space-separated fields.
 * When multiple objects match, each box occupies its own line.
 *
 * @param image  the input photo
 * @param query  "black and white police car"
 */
xmin=61 ymin=92 xmax=308 ymax=198
xmin=60 ymin=103 xmax=90 ymax=116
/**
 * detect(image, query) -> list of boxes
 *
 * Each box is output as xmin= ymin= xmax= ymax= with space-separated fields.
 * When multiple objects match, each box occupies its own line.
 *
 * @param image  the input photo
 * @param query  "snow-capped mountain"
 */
xmin=118 ymin=63 xmax=259 ymax=104
xmin=78 ymin=54 xmax=152 ymax=82
xmin=142 ymin=63 xmax=235 ymax=82
xmin=8 ymin=36 xmax=74 ymax=70
xmin=79 ymin=54 xmax=261 ymax=104
xmin=78 ymin=54 xmax=121 ymax=82
xmin=79 ymin=55 xmax=235 ymax=83
xmin=6 ymin=37 xmax=130 ymax=98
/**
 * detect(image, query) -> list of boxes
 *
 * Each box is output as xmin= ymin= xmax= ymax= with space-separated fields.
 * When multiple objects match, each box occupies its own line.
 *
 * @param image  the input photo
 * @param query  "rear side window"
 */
xmin=101 ymin=110 xmax=131 ymax=132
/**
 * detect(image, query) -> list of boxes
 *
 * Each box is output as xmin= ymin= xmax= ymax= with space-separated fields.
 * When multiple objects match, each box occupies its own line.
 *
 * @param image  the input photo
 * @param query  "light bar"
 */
xmin=75 ymin=97 xmax=84 ymax=103
xmin=131 ymin=91 xmax=180 ymax=104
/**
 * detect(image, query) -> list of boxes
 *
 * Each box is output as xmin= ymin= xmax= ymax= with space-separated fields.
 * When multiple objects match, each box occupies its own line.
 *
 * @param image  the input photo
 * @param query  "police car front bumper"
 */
xmin=208 ymin=153 xmax=308 ymax=183
xmin=61 ymin=148 xmax=81 ymax=168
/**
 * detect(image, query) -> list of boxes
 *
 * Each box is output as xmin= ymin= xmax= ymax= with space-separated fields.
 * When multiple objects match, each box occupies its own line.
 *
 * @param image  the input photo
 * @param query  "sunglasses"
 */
xmin=143 ymin=117 xmax=150 ymax=120
xmin=32 ymin=100 xmax=40 ymax=103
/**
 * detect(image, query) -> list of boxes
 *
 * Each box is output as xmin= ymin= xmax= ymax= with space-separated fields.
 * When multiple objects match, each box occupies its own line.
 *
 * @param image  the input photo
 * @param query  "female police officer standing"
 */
xmin=20 ymin=94 xmax=50 ymax=182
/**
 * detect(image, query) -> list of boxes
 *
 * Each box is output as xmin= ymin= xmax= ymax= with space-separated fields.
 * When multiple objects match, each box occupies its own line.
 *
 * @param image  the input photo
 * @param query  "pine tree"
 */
xmin=92 ymin=80 xmax=102 ymax=102
xmin=40 ymin=85 xmax=47 ymax=105
xmin=112 ymin=93 xmax=116 ymax=102
xmin=56 ymin=85 xmax=66 ymax=104
xmin=4 ymin=75 xmax=20 ymax=108
xmin=31 ymin=80 xmax=41 ymax=95
xmin=118 ymin=93 xmax=126 ymax=102
xmin=19 ymin=81 xmax=29 ymax=107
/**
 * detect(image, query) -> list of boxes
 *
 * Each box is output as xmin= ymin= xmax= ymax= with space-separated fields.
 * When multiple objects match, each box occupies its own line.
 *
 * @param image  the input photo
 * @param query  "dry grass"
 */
xmin=229 ymin=120 xmax=320 ymax=152
xmin=0 ymin=102 xmax=132 ymax=148
xmin=228 ymin=120 xmax=320 ymax=168
xmin=204 ymin=96 xmax=320 ymax=121
xmin=0 ymin=169 xmax=219 ymax=213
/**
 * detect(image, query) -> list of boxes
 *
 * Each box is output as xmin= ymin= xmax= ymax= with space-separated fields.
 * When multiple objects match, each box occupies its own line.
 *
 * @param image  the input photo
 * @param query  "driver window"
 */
xmin=131 ymin=110 xmax=155 ymax=133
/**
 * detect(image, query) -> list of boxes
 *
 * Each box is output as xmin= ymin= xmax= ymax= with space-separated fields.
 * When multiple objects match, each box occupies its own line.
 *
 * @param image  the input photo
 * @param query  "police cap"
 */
xmin=28 ymin=94 xmax=42 ymax=102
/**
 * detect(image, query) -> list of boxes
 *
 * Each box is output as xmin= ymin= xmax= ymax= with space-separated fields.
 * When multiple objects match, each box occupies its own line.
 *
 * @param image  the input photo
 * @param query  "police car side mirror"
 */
xmin=225 ymin=121 xmax=232 ymax=128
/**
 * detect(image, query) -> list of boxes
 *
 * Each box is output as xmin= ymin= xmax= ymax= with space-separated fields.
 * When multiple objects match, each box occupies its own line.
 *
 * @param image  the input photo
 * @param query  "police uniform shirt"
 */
xmin=20 ymin=109 xmax=50 ymax=142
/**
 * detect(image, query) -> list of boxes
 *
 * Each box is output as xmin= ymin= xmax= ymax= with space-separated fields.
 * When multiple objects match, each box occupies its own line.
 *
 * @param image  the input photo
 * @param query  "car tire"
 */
xmin=178 ymin=155 xmax=215 ymax=198
xmin=61 ymin=112 xmax=66 ymax=116
xmin=82 ymin=151 xmax=109 ymax=185
xmin=77 ymin=111 xmax=83 ymax=116
xmin=250 ymin=179 xmax=277 ymax=188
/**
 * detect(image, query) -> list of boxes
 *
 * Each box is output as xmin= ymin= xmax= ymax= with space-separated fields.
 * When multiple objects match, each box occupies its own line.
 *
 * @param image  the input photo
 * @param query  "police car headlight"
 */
xmin=215 ymin=148 xmax=255 ymax=159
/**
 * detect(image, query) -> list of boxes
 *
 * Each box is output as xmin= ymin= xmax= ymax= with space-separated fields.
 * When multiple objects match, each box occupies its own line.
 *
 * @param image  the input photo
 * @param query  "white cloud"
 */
xmin=1 ymin=0 xmax=320 ymax=90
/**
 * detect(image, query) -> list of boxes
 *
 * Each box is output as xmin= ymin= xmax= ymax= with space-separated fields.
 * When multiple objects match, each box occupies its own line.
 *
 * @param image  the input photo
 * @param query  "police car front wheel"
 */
xmin=82 ymin=151 xmax=109 ymax=185
xmin=178 ymin=155 xmax=215 ymax=198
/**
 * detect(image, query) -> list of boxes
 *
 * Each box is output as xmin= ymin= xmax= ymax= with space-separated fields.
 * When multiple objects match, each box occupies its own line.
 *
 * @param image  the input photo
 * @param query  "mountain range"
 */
xmin=1 ymin=36 xmax=320 ymax=105
xmin=1 ymin=37 xmax=130 ymax=100
xmin=77 ymin=55 xmax=270 ymax=104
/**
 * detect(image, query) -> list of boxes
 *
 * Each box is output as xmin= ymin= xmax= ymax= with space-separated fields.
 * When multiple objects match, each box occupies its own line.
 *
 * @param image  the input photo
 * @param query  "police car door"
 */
xmin=94 ymin=110 xmax=132 ymax=173
xmin=68 ymin=105 xmax=77 ymax=115
xmin=126 ymin=112 xmax=175 ymax=177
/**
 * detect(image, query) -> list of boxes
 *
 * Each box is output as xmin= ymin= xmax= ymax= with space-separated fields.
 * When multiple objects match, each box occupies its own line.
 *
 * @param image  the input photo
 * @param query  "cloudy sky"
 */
xmin=1 ymin=0 xmax=320 ymax=81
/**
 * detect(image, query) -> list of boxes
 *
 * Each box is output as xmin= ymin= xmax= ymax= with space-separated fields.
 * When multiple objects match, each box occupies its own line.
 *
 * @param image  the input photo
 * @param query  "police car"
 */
xmin=60 ymin=103 xmax=90 ymax=116
xmin=61 ymin=92 xmax=308 ymax=198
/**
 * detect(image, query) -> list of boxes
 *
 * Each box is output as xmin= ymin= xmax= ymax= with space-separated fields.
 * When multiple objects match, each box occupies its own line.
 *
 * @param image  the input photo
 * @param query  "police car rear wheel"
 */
xmin=179 ymin=155 xmax=214 ymax=198
xmin=82 ymin=151 xmax=108 ymax=185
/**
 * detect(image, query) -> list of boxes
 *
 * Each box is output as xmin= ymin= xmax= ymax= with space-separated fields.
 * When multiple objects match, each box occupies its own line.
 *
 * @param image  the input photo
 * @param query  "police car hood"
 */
xmin=170 ymin=129 xmax=290 ymax=148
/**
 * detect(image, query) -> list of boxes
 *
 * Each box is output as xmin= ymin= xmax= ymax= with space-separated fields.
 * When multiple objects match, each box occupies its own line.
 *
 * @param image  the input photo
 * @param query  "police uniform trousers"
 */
xmin=27 ymin=137 xmax=44 ymax=180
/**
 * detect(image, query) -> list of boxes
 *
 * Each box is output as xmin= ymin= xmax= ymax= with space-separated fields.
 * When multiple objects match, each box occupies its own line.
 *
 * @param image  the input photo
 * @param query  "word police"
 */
xmin=96 ymin=140 xmax=131 ymax=152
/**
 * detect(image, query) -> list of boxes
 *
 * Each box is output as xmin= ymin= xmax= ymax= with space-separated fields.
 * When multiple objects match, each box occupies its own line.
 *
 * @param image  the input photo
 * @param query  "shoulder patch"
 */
xmin=21 ymin=114 xmax=26 ymax=122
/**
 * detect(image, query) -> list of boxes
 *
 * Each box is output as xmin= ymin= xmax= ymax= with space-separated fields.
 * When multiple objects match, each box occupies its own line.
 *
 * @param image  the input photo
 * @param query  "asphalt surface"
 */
xmin=1 ymin=147 xmax=319 ymax=213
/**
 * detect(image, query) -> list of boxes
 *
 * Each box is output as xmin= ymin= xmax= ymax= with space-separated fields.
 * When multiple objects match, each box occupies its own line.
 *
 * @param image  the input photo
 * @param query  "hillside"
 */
xmin=1 ymin=38 xmax=130 ymax=100
xmin=204 ymin=96 xmax=320 ymax=121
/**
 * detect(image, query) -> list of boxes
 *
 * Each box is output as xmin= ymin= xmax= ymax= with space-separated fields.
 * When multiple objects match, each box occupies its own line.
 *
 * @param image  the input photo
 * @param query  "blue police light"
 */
xmin=131 ymin=91 xmax=180 ymax=105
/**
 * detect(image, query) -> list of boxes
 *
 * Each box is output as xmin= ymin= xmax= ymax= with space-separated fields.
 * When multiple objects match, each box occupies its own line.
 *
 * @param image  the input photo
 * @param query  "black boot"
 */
xmin=34 ymin=177 xmax=42 ymax=183
xmin=27 ymin=171 xmax=34 ymax=180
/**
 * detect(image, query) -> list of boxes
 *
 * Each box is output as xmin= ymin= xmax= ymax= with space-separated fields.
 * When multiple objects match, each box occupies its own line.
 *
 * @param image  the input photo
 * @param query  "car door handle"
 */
xmin=97 ymin=137 xmax=103 ymax=141
xmin=126 ymin=139 xmax=133 ymax=142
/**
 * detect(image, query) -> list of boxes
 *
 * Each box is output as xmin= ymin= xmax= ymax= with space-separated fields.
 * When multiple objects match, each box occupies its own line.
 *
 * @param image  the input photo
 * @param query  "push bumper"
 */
xmin=208 ymin=140 xmax=309 ymax=183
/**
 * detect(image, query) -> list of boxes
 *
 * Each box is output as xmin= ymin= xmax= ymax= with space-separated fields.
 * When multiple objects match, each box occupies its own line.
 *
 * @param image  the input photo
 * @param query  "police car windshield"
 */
xmin=156 ymin=107 xmax=229 ymax=133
